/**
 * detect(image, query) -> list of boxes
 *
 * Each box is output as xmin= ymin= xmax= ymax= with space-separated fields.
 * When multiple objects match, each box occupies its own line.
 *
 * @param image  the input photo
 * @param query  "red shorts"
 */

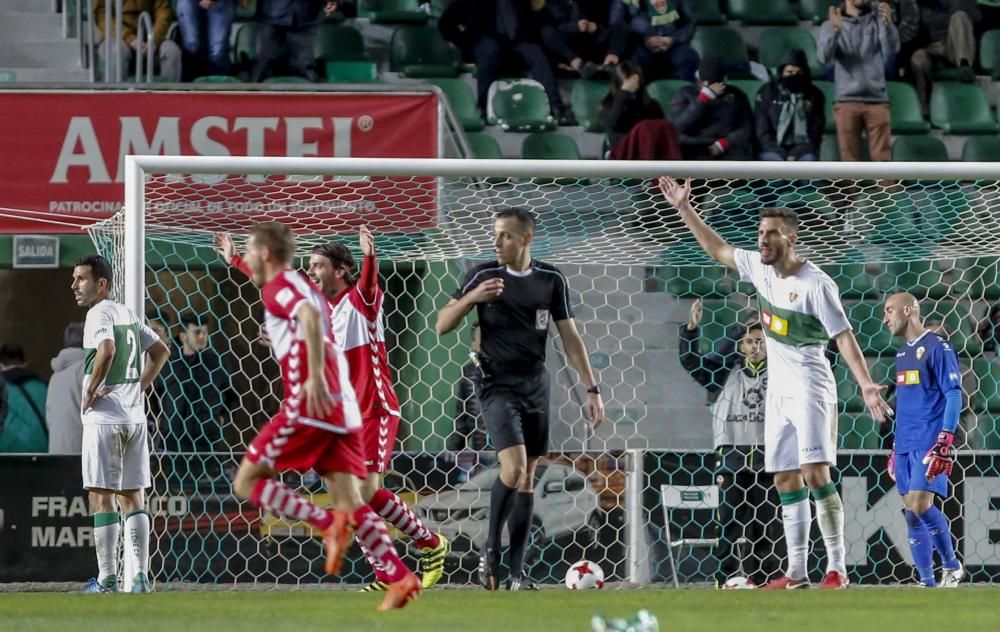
xmin=247 ymin=411 xmax=366 ymax=478
xmin=362 ymin=413 xmax=400 ymax=474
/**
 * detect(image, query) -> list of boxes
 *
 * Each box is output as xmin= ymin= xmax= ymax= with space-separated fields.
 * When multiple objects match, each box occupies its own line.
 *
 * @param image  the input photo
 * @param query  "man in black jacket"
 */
xmin=439 ymin=0 xmax=575 ymax=124
xmin=671 ymin=55 xmax=755 ymax=161
xmin=543 ymin=1 xmax=628 ymax=71
xmin=755 ymin=49 xmax=825 ymax=162
xmin=252 ymin=0 xmax=337 ymax=81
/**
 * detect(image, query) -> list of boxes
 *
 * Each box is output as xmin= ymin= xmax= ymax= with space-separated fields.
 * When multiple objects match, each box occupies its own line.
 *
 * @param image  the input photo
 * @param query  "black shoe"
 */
xmin=957 ymin=64 xmax=976 ymax=83
xmin=508 ymin=575 xmax=539 ymax=591
xmin=580 ymin=62 xmax=610 ymax=79
xmin=555 ymin=107 xmax=578 ymax=127
xmin=479 ymin=547 xmax=499 ymax=591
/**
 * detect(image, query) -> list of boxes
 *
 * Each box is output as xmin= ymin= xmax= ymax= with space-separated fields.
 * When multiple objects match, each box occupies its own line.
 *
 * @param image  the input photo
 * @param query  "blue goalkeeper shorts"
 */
xmin=894 ymin=450 xmax=948 ymax=498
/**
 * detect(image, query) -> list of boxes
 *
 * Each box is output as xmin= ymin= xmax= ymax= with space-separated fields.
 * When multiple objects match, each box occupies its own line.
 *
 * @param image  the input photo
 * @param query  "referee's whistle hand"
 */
xmin=587 ymin=394 xmax=605 ymax=429
xmin=468 ymin=278 xmax=504 ymax=303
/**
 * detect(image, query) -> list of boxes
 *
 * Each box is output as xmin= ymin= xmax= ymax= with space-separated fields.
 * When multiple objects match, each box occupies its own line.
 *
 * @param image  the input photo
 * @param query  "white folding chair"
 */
xmin=660 ymin=483 xmax=727 ymax=588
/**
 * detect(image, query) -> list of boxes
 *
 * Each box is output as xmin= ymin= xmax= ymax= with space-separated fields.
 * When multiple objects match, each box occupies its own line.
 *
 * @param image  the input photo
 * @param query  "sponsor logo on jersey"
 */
xmin=916 ymin=346 xmax=925 ymax=360
xmin=535 ymin=309 xmax=550 ymax=330
xmin=896 ymin=370 xmax=920 ymax=385
xmin=761 ymin=310 xmax=788 ymax=336
xmin=949 ymin=371 xmax=960 ymax=383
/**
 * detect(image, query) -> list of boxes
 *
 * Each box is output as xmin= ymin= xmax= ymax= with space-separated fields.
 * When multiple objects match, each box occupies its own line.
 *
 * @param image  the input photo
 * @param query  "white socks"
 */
xmin=124 ymin=510 xmax=151 ymax=583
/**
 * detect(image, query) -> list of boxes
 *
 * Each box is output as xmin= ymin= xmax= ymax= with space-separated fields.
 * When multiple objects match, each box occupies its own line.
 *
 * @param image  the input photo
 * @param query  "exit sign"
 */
xmin=13 ymin=235 xmax=60 ymax=268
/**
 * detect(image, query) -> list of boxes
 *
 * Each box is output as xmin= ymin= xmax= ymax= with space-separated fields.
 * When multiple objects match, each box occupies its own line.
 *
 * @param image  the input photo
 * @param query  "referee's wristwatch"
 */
xmin=586 ymin=385 xmax=601 ymax=395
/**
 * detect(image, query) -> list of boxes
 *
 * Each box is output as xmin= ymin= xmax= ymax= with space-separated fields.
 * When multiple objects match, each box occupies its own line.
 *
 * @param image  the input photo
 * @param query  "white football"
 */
xmin=722 ymin=576 xmax=757 ymax=590
xmin=565 ymin=560 xmax=605 ymax=589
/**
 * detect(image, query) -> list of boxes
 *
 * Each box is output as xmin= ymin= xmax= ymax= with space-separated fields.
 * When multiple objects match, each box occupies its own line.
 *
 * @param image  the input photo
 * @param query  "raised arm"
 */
xmin=213 ymin=232 xmax=252 ymax=278
xmin=356 ymin=226 xmax=379 ymax=305
xmin=834 ymin=328 xmax=892 ymax=422
xmin=657 ymin=177 xmax=737 ymax=270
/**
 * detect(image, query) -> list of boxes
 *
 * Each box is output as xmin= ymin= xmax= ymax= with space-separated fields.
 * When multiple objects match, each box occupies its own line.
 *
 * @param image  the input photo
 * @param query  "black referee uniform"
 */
xmin=452 ymin=259 xmax=574 ymax=456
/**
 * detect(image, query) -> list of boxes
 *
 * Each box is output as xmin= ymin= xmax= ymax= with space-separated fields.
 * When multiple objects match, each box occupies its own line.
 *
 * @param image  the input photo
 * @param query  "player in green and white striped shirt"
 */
xmin=72 ymin=255 xmax=170 ymax=593
xmin=660 ymin=177 xmax=892 ymax=590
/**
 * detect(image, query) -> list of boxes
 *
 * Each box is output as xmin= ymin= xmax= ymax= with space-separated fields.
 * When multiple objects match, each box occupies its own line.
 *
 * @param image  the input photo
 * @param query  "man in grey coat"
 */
xmin=45 ymin=323 xmax=86 ymax=455
xmin=818 ymin=0 xmax=899 ymax=161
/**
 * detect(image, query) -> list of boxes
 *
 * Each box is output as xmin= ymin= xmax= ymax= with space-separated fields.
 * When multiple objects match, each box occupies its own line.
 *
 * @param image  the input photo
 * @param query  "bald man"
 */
xmin=883 ymin=292 xmax=964 ymax=587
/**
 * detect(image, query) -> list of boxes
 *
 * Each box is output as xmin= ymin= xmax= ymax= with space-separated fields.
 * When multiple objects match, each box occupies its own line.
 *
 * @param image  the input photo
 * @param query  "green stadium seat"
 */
xmin=193 ymin=75 xmax=240 ymax=83
xmin=819 ymin=134 xmax=871 ymax=161
xmin=726 ymin=79 xmax=763 ymax=100
xmin=690 ymin=0 xmax=725 ymax=24
xmin=660 ymin=266 xmax=733 ymax=299
xmin=726 ymin=0 xmax=797 ymax=24
xmin=887 ymin=82 xmax=931 ymax=134
xmin=314 ymin=24 xmax=369 ymax=62
xmin=961 ymin=136 xmax=1000 ymax=161
xmin=647 ymin=79 xmax=689 ymax=118
xmin=490 ymin=82 xmax=555 ymax=132
xmin=884 ymin=260 xmax=966 ymax=300
xmin=364 ymin=0 xmax=428 ymax=24
xmin=690 ymin=28 xmax=750 ymax=75
xmin=968 ymin=414 xmax=1000 ymax=450
xmin=231 ymin=22 xmax=258 ymax=65
xmin=323 ymin=60 xmax=379 ymax=83
xmin=839 ymin=414 xmax=880 ymax=449
xmin=465 ymin=132 xmax=501 ymax=159
xmin=846 ymin=301 xmax=896 ymax=356
xmin=757 ymin=27 xmax=820 ymax=75
xmin=428 ymin=78 xmax=484 ymax=131
xmin=980 ymin=29 xmax=1000 ymax=79
xmin=798 ymin=0 xmax=838 ymax=24
xmin=892 ymin=136 xmax=949 ymax=161
xmin=389 ymin=25 xmax=462 ymax=78
xmin=813 ymin=80 xmax=836 ymax=133
xmin=263 ymin=75 xmax=311 ymax=84
xmin=929 ymin=82 xmax=1000 ymax=134
xmin=971 ymin=358 xmax=1000 ymax=412
xmin=571 ymin=80 xmax=610 ymax=133
xmin=521 ymin=131 xmax=581 ymax=160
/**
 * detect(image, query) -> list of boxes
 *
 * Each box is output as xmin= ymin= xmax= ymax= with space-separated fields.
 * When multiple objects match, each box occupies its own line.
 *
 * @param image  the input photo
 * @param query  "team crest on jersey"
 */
xmin=789 ymin=289 xmax=800 ymax=302
xmin=535 ymin=309 xmax=550 ymax=330
xmin=916 ymin=346 xmax=925 ymax=360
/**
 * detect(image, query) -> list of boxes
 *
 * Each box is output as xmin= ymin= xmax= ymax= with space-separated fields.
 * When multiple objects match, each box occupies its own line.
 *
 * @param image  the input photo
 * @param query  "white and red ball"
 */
xmin=565 ymin=560 xmax=605 ymax=589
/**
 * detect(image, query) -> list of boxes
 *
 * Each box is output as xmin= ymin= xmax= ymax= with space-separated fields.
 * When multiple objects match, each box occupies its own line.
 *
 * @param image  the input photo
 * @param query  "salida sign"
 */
xmin=0 ymin=90 xmax=440 ymax=233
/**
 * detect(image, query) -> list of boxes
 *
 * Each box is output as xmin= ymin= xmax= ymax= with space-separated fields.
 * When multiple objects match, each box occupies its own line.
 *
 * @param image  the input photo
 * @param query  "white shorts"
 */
xmin=764 ymin=394 xmax=838 ymax=473
xmin=81 ymin=423 xmax=151 ymax=491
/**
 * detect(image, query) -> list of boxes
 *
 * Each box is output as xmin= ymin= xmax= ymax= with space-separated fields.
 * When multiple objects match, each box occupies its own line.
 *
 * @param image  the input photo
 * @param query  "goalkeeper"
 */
xmin=883 ymin=292 xmax=964 ymax=587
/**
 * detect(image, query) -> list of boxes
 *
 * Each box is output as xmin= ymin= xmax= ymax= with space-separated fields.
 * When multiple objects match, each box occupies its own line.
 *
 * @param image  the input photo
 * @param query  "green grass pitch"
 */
xmin=2 ymin=588 xmax=999 ymax=632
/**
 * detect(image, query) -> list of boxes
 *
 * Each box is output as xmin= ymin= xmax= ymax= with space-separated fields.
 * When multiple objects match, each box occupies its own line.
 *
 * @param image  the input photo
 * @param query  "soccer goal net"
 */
xmin=87 ymin=157 xmax=1000 ymax=588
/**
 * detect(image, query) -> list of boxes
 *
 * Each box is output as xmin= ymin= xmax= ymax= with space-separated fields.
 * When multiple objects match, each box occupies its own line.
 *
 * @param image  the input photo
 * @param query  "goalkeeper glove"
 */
xmin=922 ymin=431 xmax=955 ymax=481
xmin=887 ymin=448 xmax=895 ymax=482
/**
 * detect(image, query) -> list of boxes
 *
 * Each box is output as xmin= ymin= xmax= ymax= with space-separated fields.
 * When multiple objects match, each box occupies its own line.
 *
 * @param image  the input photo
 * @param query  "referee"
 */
xmin=436 ymin=207 xmax=605 ymax=590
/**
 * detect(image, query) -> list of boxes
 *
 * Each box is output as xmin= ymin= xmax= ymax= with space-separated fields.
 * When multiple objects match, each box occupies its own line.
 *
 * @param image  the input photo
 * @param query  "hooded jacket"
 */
xmin=0 ymin=367 xmax=48 ymax=453
xmin=818 ymin=3 xmax=899 ymax=102
xmin=755 ymin=49 xmax=826 ymax=159
xmin=45 ymin=347 xmax=86 ymax=455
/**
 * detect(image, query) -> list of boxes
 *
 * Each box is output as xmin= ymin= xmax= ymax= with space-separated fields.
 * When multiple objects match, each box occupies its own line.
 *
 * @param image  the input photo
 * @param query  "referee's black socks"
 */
xmin=487 ymin=478 xmax=518 ymax=560
xmin=507 ymin=492 xmax=535 ymax=579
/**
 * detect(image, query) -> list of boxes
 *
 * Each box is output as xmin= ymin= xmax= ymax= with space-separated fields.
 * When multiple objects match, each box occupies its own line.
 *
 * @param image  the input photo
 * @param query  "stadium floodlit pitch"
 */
xmin=1 ymin=587 xmax=998 ymax=632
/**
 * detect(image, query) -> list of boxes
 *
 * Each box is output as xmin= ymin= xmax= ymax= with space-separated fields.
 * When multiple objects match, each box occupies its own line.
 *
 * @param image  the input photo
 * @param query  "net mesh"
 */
xmin=87 ymin=169 xmax=1000 ymax=587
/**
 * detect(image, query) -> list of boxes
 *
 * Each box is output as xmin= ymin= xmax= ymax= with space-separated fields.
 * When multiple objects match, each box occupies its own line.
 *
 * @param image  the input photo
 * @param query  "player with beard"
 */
xmin=659 ymin=177 xmax=891 ymax=589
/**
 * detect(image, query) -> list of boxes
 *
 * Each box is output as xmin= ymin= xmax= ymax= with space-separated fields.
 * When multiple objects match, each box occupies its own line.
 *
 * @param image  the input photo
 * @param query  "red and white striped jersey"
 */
xmin=329 ymin=254 xmax=402 ymax=421
xmin=261 ymin=270 xmax=362 ymax=433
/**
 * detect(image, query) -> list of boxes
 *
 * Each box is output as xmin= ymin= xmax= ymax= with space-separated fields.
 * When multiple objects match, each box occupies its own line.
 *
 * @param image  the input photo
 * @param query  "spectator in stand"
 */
xmin=252 ymin=0 xmax=338 ymax=82
xmin=671 ymin=55 xmax=754 ymax=161
xmin=977 ymin=304 xmax=1000 ymax=354
xmin=910 ymin=0 xmax=981 ymax=114
xmin=46 ymin=323 xmax=87 ymax=455
xmin=600 ymin=61 xmax=681 ymax=160
xmin=439 ymin=0 xmax=576 ymax=125
xmin=176 ymin=0 xmax=239 ymax=80
xmin=755 ymin=49 xmax=825 ymax=162
xmin=543 ymin=1 xmax=628 ymax=73
xmin=818 ymin=0 xmax=899 ymax=162
xmin=889 ymin=0 xmax=920 ymax=78
xmin=0 ymin=344 xmax=48 ymax=453
xmin=611 ymin=0 xmax=699 ymax=82
xmin=94 ymin=0 xmax=182 ymax=82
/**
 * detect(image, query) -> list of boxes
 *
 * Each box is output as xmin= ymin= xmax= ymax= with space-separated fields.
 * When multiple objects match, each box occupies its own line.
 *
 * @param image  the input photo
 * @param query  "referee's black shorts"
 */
xmin=477 ymin=370 xmax=551 ymax=457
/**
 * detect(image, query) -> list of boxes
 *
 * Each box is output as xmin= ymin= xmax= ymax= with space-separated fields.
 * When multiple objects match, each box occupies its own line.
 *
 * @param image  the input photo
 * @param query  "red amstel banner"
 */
xmin=0 ymin=90 xmax=439 ymax=234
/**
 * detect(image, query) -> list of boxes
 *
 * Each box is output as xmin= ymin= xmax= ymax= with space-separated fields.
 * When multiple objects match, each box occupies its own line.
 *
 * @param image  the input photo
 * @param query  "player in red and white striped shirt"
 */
xmin=222 ymin=223 xmax=420 ymax=611
xmin=217 ymin=227 xmax=448 ymax=591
